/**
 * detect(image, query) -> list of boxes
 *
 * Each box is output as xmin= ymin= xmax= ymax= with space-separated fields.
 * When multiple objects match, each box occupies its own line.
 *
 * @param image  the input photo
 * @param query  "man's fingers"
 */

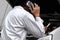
xmin=34 ymin=3 xmax=38 ymax=7
xmin=31 ymin=2 xmax=34 ymax=8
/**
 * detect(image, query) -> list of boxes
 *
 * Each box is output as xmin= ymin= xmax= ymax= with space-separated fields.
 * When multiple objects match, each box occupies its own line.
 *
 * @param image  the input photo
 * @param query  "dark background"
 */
xmin=34 ymin=0 xmax=60 ymax=14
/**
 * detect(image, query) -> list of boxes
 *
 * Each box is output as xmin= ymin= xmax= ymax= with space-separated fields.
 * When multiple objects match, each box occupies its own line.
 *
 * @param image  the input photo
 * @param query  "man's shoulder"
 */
xmin=9 ymin=8 xmax=27 ymax=17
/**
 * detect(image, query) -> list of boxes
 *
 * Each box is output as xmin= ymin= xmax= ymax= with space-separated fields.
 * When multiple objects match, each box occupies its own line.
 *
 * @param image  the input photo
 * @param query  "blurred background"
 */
xmin=0 ymin=0 xmax=60 ymax=40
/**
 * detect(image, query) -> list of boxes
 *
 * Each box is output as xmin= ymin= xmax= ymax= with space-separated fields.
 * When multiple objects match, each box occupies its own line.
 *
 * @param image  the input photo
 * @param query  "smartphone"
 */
xmin=26 ymin=1 xmax=32 ymax=8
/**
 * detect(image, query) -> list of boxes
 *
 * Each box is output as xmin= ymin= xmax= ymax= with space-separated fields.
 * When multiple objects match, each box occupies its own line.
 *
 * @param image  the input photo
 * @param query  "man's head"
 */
xmin=6 ymin=0 xmax=28 ymax=8
xmin=6 ymin=0 xmax=39 ymax=8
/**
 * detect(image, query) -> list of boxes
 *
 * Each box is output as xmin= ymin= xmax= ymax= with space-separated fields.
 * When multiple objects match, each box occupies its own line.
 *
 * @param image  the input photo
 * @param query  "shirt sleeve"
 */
xmin=36 ymin=17 xmax=44 ymax=23
xmin=23 ymin=16 xmax=46 ymax=38
xmin=35 ymin=17 xmax=45 ymax=33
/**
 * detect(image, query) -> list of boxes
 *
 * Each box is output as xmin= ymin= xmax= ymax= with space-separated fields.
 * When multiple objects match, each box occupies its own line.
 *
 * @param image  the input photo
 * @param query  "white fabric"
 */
xmin=1 ymin=6 xmax=45 ymax=40
xmin=38 ymin=34 xmax=52 ymax=40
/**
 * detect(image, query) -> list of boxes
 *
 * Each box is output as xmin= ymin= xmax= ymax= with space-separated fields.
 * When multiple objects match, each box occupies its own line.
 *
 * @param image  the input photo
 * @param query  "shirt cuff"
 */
xmin=36 ymin=17 xmax=44 ymax=23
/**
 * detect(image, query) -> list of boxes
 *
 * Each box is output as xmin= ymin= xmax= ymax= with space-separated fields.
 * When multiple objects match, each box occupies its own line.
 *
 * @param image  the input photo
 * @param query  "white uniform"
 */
xmin=1 ymin=6 xmax=46 ymax=40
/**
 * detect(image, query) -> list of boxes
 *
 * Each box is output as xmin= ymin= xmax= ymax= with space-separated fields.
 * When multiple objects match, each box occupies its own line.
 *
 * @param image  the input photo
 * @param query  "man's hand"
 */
xmin=29 ymin=3 xmax=40 ymax=17
xmin=45 ymin=27 xmax=48 ymax=32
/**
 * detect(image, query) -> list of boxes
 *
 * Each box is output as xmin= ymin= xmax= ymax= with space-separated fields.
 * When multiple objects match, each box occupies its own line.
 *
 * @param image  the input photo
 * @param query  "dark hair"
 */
xmin=6 ymin=0 xmax=29 ymax=8
xmin=6 ymin=0 xmax=39 ymax=8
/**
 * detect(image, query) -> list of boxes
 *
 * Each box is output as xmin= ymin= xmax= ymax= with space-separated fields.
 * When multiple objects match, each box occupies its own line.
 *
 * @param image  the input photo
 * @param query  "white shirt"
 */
xmin=1 ymin=6 xmax=46 ymax=40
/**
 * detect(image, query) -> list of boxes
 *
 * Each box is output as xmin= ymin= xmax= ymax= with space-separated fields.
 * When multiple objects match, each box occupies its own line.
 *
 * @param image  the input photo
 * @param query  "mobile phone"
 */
xmin=26 ymin=1 xmax=32 ymax=8
xmin=46 ymin=23 xmax=51 ymax=27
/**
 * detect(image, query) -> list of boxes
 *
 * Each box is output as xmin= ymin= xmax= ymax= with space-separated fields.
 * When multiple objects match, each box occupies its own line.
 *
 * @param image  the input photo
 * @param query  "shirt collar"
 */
xmin=14 ymin=6 xmax=24 ymax=10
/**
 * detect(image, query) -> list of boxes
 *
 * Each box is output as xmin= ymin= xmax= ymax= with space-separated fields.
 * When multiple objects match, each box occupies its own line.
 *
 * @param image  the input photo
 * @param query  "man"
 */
xmin=1 ymin=0 xmax=46 ymax=40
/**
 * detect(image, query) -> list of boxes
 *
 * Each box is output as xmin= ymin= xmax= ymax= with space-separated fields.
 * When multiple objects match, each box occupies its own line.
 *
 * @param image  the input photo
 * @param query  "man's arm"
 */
xmin=25 ymin=3 xmax=46 ymax=38
xmin=23 ymin=16 xmax=46 ymax=38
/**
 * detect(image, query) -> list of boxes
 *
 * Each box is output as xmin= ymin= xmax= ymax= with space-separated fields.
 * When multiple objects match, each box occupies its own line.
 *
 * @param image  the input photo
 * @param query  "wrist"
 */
xmin=35 ymin=14 xmax=40 ymax=17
